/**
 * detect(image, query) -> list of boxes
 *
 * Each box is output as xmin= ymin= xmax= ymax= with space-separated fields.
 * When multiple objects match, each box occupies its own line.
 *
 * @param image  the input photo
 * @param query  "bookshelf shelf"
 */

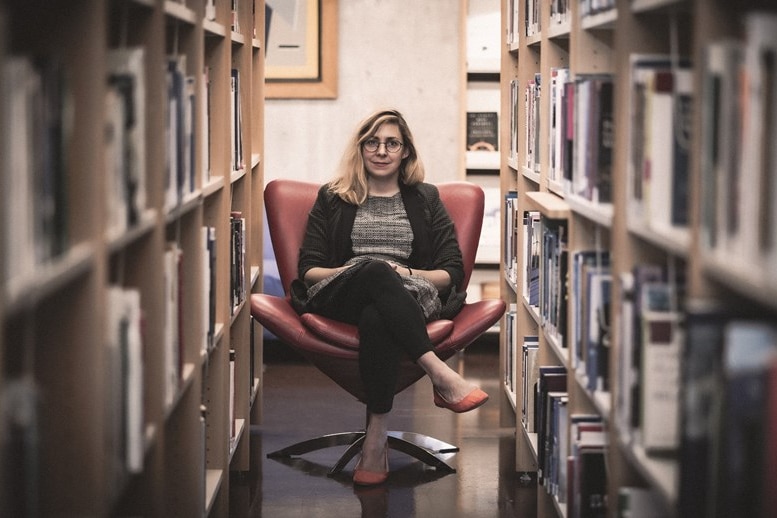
xmin=702 ymin=255 xmax=777 ymax=313
xmin=106 ymin=209 xmax=158 ymax=251
xmin=0 ymin=0 xmax=266 ymax=515
xmin=525 ymin=191 xmax=570 ymax=219
xmin=627 ymin=222 xmax=690 ymax=258
xmin=203 ymin=175 xmax=226 ymax=197
xmin=165 ymin=362 xmax=198 ymax=419
xmin=618 ymin=437 xmax=679 ymax=506
xmin=164 ymin=1 xmax=197 ymax=24
xmin=631 ymin=0 xmax=687 ymax=13
xmin=500 ymin=1 xmax=777 ymax=516
xmin=565 ymin=195 xmax=613 ymax=228
xmin=229 ymin=418 xmax=247 ymax=460
xmin=580 ymin=9 xmax=618 ymax=30
xmin=205 ymin=468 xmax=224 ymax=515
xmin=204 ymin=19 xmax=227 ymax=37
xmin=547 ymin=22 xmax=571 ymax=40
xmin=3 ymin=242 xmax=95 ymax=313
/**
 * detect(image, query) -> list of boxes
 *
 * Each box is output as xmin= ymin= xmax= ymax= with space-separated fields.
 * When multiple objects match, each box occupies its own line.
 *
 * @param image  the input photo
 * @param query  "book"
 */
xmin=163 ymin=242 xmax=183 ymax=407
xmin=230 ymin=68 xmax=243 ymax=171
xmin=504 ymin=304 xmax=517 ymax=394
xmin=572 ymin=74 xmax=614 ymax=204
xmin=549 ymin=67 xmax=570 ymax=185
xmin=525 ymin=0 xmax=540 ymax=37
xmin=567 ymin=416 xmax=605 ymax=517
xmin=570 ymin=250 xmax=610 ymax=373
xmin=2 ymin=56 xmax=70 ymax=287
xmin=106 ymin=286 xmax=145 ymax=474
xmin=617 ymin=486 xmax=665 ymax=518
xmin=699 ymin=39 xmax=743 ymax=255
xmin=0 ymin=376 xmax=40 ymax=517
xmin=202 ymin=65 xmax=211 ymax=182
xmin=103 ymin=87 xmax=128 ymax=239
xmin=639 ymin=281 xmax=682 ymax=452
xmin=677 ymin=299 xmax=731 ymax=517
xmin=523 ymin=211 xmax=541 ymax=307
xmin=503 ymin=191 xmax=519 ymax=283
xmin=524 ymin=73 xmax=541 ymax=171
xmin=106 ymin=47 xmax=147 ymax=233
xmin=202 ymin=226 xmax=216 ymax=353
xmin=550 ymin=0 xmax=570 ymax=28
xmin=625 ymin=264 xmax=665 ymax=434
xmin=541 ymin=218 xmax=568 ymax=347
xmin=627 ymin=54 xmax=693 ymax=234
xmin=764 ymin=359 xmax=777 ymax=518
xmin=568 ymin=418 xmax=608 ymax=518
xmin=535 ymin=366 xmax=566 ymax=483
xmin=715 ymin=320 xmax=777 ymax=518
xmin=575 ymin=447 xmax=607 ymax=518
xmin=229 ymin=348 xmax=237 ymax=444
xmin=563 ymin=79 xmax=576 ymax=189
xmin=230 ymin=212 xmax=246 ymax=312
xmin=466 ymin=111 xmax=498 ymax=151
xmin=542 ymin=391 xmax=568 ymax=498
xmin=164 ymin=54 xmax=196 ymax=211
xmin=205 ymin=0 xmax=216 ymax=20
xmin=584 ymin=269 xmax=612 ymax=392
xmin=521 ymin=336 xmax=540 ymax=431
xmin=509 ymin=79 xmax=520 ymax=161
xmin=736 ymin=13 xmax=777 ymax=282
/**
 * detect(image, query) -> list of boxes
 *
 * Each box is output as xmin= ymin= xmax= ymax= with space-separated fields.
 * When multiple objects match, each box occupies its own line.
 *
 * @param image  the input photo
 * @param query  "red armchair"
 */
xmin=251 ymin=179 xmax=506 ymax=475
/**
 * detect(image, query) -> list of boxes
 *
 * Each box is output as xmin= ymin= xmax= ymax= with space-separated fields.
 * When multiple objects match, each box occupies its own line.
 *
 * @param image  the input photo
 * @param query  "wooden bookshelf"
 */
xmin=0 ymin=0 xmax=265 ymax=516
xmin=501 ymin=0 xmax=777 ymax=517
xmin=461 ymin=0 xmax=502 ymax=321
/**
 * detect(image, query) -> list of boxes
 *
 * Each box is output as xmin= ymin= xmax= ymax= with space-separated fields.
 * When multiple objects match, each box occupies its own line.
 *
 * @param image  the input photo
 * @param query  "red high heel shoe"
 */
xmin=433 ymin=386 xmax=489 ymax=413
xmin=353 ymin=446 xmax=389 ymax=486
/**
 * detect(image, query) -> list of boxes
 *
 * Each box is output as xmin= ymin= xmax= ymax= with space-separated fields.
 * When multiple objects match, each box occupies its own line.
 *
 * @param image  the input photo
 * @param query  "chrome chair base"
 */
xmin=267 ymin=430 xmax=459 ymax=475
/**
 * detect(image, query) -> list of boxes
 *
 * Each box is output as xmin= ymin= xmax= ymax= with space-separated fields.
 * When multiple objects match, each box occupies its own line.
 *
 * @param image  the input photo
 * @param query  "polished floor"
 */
xmin=230 ymin=338 xmax=538 ymax=517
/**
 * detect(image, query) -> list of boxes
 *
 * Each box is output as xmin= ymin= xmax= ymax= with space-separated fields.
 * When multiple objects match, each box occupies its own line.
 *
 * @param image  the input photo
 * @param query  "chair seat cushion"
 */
xmin=300 ymin=313 xmax=455 ymax=351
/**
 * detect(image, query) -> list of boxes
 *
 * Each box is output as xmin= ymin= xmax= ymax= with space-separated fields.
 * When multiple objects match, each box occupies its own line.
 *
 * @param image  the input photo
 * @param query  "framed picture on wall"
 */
xmin=265 ymin=0 xmax=338 ymax=99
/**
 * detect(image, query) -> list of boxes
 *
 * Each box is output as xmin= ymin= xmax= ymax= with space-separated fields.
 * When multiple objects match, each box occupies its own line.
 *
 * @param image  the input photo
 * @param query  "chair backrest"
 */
xmin=264 ymin=179 xmax=485 ymax=295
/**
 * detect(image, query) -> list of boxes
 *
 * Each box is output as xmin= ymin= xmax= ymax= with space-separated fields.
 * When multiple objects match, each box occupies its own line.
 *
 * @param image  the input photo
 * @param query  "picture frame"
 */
xmin=265 ymin=0 xmax=338 ymax=99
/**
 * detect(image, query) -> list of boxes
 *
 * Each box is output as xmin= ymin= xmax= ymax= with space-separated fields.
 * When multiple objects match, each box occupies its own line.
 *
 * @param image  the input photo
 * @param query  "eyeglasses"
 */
xmin=363 ymin=138 xmax=404 ymax=154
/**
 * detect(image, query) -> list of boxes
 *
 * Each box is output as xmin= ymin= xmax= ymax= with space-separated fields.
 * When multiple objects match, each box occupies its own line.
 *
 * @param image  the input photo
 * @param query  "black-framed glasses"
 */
xmin=363 ymin=138 xmax=404 ymax=153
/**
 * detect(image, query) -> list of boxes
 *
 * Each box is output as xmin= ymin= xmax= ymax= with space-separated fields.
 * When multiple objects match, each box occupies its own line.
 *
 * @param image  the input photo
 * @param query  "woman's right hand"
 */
xmin=304 ymin=264 xmax=350 ymax=284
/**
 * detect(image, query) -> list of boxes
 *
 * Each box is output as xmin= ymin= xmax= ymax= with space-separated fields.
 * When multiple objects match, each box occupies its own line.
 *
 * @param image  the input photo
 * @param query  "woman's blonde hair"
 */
xmin=329 ymin=109 xmax=425 ymax=204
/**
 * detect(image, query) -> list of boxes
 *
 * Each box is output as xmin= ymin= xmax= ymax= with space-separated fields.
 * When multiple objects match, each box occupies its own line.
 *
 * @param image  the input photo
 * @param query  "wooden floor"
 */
xmin=229 ymin=338 xmax=538 ymax=517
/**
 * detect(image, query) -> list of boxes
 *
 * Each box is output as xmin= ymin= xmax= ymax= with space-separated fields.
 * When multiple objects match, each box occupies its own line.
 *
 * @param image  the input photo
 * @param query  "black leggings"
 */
xmin=317 ymin=260 xmax=433 ymax=414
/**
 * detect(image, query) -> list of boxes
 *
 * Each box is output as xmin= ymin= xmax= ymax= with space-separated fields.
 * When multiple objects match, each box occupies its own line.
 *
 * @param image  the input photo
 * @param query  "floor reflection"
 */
xmin=231 ymin=339 xmax=536 ymax=518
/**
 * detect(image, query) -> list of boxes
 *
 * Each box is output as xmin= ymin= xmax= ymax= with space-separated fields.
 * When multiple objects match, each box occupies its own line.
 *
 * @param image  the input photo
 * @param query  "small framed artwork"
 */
xmin=265 ymin=0 xmax=338 ymax=99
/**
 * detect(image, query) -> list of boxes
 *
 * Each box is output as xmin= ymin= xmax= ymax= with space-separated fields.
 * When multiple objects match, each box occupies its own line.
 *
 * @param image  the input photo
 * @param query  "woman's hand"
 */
xmin=388 ymin=261 xmax=451 ymax=290
xmin=387 ymin=262 xmax=412 ymax=277
xmin=304 ymin=265 xmax=351 ymax=284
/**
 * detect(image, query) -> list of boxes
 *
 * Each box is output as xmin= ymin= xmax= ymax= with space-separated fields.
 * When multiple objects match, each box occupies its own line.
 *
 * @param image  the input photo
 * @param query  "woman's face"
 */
xmin=362 ymin=123 xmax=409 ymax=181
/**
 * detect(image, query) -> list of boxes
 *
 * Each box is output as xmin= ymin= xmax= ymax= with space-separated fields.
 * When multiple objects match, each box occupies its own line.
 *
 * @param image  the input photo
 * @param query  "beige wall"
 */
xmin=263 ymin=0 xmax=464 ymax=185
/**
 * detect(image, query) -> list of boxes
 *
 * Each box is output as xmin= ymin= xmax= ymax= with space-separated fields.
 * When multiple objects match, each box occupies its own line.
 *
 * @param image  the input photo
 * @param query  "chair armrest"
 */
xmin=434 ymin=299 xmax=506 ymax=356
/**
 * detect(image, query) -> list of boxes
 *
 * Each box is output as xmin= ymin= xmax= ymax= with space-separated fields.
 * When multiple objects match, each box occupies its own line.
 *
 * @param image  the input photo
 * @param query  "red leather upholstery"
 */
xmin=251 ymin=179 xmax=506 ymax=402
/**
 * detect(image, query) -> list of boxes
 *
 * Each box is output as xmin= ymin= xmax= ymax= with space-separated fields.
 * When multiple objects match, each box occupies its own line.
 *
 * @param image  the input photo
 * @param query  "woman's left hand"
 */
xmin=387 ymin=262 xmax=412 ymax=277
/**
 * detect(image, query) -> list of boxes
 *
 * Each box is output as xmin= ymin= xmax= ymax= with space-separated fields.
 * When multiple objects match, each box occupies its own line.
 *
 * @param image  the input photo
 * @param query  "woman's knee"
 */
xmin=360 ymin=260 xmax=397 ymax=280
xmin=358 ymin=304 xmax=385 ymax=335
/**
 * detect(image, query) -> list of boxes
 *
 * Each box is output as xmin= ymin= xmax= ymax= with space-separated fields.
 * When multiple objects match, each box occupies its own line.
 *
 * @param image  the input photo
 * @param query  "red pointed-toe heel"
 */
xmin=353 ymin=446 xmax=389 ymax=486
xmin=433 ymin=386 xmax=489 ymax=413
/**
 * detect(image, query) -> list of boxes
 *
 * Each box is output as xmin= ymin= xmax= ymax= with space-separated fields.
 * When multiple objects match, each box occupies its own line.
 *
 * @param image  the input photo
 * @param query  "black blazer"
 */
xmin=296 ymin=182 xmax=466 ymax=305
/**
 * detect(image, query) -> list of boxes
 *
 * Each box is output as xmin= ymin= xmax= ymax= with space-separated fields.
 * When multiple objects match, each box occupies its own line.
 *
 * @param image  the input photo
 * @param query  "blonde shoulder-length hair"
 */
xmin=328 ymin=109 xmax=425 ymax=205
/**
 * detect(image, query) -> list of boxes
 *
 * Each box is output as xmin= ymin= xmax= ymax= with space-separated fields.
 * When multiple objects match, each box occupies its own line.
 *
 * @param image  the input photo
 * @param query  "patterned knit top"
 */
xmin=305 ymin=192 xmax=442 ymax=320
xmin=351 ymin=193 xmax=412 ymax=261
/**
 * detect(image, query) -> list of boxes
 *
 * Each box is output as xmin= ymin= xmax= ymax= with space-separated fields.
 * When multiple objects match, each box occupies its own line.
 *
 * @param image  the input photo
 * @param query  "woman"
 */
xmin=291 ymin=109 xmax=488 ymax=486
